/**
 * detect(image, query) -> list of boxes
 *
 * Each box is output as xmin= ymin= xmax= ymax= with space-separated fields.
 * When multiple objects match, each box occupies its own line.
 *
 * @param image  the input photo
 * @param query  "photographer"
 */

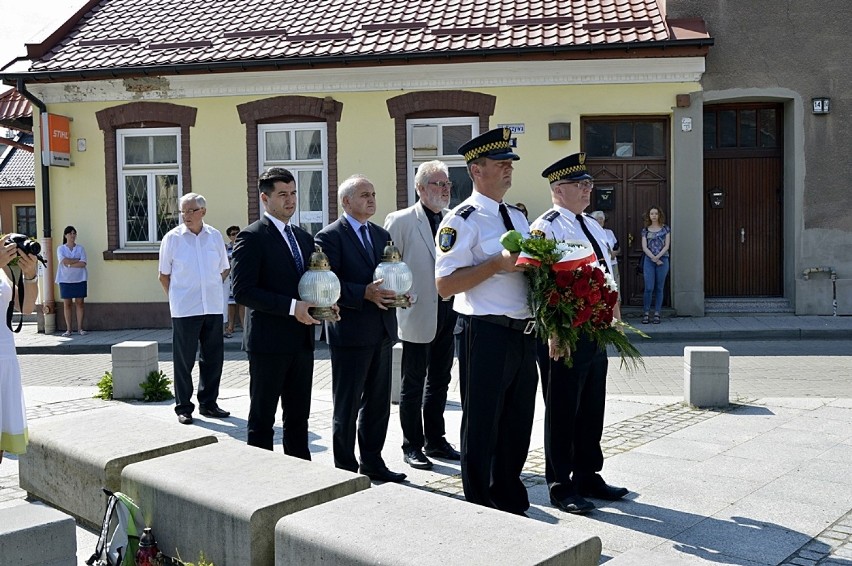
xmin=0 ymin=238 xmax=39 ymax=463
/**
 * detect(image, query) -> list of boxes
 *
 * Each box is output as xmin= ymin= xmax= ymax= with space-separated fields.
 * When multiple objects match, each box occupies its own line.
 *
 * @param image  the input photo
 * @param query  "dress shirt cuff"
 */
xmin=290 ymin=299 xmax=296 ymax=316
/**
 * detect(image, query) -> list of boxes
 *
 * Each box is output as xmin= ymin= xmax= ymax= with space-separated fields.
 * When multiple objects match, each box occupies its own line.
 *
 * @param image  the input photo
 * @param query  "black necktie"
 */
xmin=359 ymin=224 xmax=374 ymax=260
xmin=498 ymin=203 xmax=515 ymax=231
xmin=429 ymin=212 xmax=442 ymax=237
xmin=284 ymin=225 xmax=304 ymax=275
xmin=576 ymin=214 xmax=609 ymax=273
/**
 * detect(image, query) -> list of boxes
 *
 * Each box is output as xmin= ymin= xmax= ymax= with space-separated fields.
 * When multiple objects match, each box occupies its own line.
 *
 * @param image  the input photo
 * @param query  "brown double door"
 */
xmin=583 ymin=117 xmax=670 ymax=307
xmin=703 ymin=103 xmax=784 ymax=296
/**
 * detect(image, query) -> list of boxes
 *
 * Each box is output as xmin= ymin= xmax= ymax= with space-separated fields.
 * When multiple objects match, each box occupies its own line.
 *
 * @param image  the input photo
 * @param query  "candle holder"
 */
xmin=298 ymin=245 xmax=341 ymax=321
xmin=373 ymin=240 xmax=413 ymax=308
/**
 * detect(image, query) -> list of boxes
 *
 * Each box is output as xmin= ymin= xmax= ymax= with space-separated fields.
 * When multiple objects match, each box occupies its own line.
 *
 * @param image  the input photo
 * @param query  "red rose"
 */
xmin=547 ymin=290 xmax=560 ymax=306
xmin=555 ymin=270 xmax=574 ymax=288
xmin=572 ymin=277 xmax=591 ymax=298
xmin=604 ymin=290 xmax=618 ymax=307
xmin=588 ymin=289 xmax=602 ymax=305
xmin=591 ymin=268 xmax=605 ymax=285
xmin=572 ymin=306 xmax=593 ymax=327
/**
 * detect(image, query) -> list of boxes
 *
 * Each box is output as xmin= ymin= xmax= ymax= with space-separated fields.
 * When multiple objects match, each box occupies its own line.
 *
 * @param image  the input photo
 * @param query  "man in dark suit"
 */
xmin=315 ymin=174 xmax=406 ymax=483
xmin=232 ymin=167 xmax=322 ymax=459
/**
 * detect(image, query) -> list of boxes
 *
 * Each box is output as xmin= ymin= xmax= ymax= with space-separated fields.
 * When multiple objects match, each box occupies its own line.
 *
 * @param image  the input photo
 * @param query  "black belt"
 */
xmin=471 ymin=314 xmax=536 ymax=335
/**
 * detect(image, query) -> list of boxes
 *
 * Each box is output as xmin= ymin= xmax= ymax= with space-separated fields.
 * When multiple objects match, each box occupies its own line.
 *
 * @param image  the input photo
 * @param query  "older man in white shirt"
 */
xmin=158 ymin=193 xmax=231 ymax=424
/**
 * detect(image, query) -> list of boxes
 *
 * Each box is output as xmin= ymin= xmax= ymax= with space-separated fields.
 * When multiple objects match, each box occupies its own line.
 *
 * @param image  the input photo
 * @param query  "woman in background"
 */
xmin=56 ymin=226 xmax=88 ymax=336
xmin=640 ymin=206 xmax=671 ymax=324
xmin=223 ymin=225 xmax=244 ymax=338
xmin=1 ymin=240 xmax=39 ymax=462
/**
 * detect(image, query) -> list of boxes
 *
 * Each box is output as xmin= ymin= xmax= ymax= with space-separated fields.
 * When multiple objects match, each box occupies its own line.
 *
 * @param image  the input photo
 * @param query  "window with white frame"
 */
xmin=258 ymin=123 xmax=328 ymax=235
xmin=15 ymin=205 xmax=37 ymax=237
xmin=407 ymin=117 xmax=478 ymax=207
xmin=117 ymin=128 xmax=181 ymax=247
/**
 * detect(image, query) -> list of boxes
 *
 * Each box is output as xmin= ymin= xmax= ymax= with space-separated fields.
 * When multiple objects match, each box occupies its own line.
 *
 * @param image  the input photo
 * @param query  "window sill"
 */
xmin=103 ymin=248 xmax=160 ymax=261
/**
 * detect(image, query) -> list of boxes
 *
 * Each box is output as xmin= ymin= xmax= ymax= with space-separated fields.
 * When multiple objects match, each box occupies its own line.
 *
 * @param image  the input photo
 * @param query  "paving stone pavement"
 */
xmin=4 ymin=320 xmax=852 ymax=565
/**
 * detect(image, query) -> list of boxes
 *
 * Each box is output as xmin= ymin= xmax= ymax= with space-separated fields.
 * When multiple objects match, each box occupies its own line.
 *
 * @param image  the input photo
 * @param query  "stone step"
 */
xmin=704 ymin=297 xmax=794 ymax=314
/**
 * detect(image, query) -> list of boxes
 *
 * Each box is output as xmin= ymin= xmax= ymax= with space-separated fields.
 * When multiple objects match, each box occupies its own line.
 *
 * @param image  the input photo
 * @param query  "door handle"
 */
xmin=628 ymin=233 xmax=634 ymax=247
xmin=740 ymin=228 xmax=745 ymax=244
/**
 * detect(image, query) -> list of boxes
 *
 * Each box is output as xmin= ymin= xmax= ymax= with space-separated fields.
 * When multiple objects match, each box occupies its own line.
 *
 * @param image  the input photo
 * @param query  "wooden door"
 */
xmin=703 ymin=104 xmax=783 ymax=296
xmin=584 ymin=117 xmax=670 ymax=307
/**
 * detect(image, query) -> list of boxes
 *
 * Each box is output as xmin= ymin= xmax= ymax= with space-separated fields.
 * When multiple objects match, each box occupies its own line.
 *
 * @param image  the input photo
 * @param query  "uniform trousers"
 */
xmin=458 ymin=316 xmax=537 ymax=514
xmin=247 ymin=350 xmax=313 ymax=459
xmin=399 ymin=300 xmax=457 ymax=452
xmin=329 ymin=338 xmax=393 ymax=472
xmin=537 ymin=334 xmax=608 ymax=500
xmin=171 ymin=314 xmax=223 ymax=415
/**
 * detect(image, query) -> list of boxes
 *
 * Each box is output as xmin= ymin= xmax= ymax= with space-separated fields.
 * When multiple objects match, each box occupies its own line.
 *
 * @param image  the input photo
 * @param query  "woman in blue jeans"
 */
xmin=640 ymin=206 xmax=671 ymax=324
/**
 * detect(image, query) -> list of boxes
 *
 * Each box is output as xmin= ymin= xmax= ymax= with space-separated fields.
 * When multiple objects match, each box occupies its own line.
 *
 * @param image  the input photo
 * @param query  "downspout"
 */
xmin=16 ymin=78 xmax=56 ymax=334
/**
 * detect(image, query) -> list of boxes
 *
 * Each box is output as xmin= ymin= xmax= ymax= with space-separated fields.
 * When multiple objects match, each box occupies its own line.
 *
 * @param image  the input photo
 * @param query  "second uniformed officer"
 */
xmin=435 ymin=128 xmax=538 ymax=515
xmin=531 ymin=152 xmax=628 ymax=515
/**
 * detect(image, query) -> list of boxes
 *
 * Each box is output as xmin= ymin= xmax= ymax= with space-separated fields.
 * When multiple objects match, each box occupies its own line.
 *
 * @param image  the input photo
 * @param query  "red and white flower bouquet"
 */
xmin=501 ymin=230 xmax=647 ymax=369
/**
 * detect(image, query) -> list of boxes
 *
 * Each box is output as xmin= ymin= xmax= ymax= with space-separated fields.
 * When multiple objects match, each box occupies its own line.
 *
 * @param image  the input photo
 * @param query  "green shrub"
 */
xmin=94 ymin=371 xmax=113 ymax=400
xmin=140 ymin=370 xmax=174 ymax=402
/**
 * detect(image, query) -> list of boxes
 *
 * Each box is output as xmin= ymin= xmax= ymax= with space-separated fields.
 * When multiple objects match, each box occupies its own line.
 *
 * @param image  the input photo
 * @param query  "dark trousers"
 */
xmin=459 ymin=317 xmax=537 ymax=514
xmin=399 ymin=300 xmax=457 ymax=452
xmin=247 ymin=350 xmax=314 ymax=459
xmin=172 ymin=314 xmax=224 ymax=415
xmin=329 ymin=339 xmax=393 ymax=472
xmin=537 ymin=335 xmax=608 ymax=500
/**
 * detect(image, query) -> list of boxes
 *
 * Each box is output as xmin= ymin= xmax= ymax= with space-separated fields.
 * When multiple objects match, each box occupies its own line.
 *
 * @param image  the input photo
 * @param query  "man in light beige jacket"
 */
xmin=384 ymin=160 xmax=460 ymax=470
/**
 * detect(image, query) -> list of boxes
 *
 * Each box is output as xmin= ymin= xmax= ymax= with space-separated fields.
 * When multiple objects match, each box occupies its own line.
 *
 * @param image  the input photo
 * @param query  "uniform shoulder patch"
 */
xmin=530 ymin=229 xmax=547 ymax=239
xmin=456 ymin=205 xmax=476 ymax=219
xmin=438 ymin=226 xmax=457 ymax=252
xmin=543 ymin=209 xmax=560 ymax=222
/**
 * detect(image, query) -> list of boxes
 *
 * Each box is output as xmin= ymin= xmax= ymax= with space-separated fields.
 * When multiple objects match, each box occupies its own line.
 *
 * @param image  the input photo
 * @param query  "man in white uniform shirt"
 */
xmin=435 ymin=128 xmax=537 ymax=516
xmin=159 ymin=193 xmax=231 ymax=425
xmin=530 ymin=153 xmax=627 ymax=515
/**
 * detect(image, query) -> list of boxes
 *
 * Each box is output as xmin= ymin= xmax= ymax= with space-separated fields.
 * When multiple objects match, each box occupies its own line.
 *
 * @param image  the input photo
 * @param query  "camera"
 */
xmin=5 ymin=233 xmax=41 ymax=256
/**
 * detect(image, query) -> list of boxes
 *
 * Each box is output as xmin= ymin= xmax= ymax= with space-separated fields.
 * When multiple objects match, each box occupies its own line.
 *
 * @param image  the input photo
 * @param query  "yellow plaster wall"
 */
xmin=35 ymin=80 xmax=695 ymax=304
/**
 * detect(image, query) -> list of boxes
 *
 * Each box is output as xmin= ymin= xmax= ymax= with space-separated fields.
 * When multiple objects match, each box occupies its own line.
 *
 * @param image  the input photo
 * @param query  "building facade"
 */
xmin=7 ymin=0 xmax=844 ymax=329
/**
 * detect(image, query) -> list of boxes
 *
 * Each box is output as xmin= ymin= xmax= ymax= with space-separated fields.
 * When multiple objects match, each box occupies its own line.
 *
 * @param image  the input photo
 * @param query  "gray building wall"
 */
xmin=667 ymin=0 xmax=851 ymax=314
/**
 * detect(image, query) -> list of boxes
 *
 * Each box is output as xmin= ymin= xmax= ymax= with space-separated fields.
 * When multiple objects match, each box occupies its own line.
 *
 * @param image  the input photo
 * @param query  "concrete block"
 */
xmin=276 ymin=483 xmax=601 ymax=565
xmin=122 ymin=442 xmax=371 ymax=566
xmin=112 ymin=341 xmax=159 ymax=399
xmin=19 ymin=406 xmax=217 ymax=527
xmin=684 ymin=346 xmax=729 ymax=408
xmin=0 ymin=501 xmax=76 ymax=566
xmin=391 ymin=341 xmax=402 ymax=404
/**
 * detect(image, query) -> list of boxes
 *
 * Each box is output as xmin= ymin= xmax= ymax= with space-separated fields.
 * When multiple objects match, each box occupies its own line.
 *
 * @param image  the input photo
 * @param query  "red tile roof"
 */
xmin=0 ymin=89 xmax=32 ymax=121
xmin=12 ymin=0 xmax=710 ymax=79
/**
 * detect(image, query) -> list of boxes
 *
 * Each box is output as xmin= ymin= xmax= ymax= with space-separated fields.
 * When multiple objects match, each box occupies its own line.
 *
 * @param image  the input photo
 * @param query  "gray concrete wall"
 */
xmin=667 ymin=0 xmax=852 ymax=314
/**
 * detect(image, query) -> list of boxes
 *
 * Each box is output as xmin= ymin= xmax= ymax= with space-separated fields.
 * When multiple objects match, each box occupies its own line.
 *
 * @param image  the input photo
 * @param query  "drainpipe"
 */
xmin=16 ymin=78 xmax=56 ymax=334
xmin=802 ymin=266 xmax=838 ymax=317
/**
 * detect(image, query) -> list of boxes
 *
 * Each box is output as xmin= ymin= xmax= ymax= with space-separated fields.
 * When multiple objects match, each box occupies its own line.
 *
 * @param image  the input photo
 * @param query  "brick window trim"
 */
xmin=386 ymin=91 xmax=496 ymax=210
xmin=96 ymin=102 xmax=197 ymax=261
xmin=237 ymin=95 xmax=343 ymax=222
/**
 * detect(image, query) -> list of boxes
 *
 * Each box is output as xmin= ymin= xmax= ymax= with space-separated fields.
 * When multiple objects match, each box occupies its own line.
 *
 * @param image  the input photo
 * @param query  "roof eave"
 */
xmin=2 ymin=38 xmax=713 ymax=86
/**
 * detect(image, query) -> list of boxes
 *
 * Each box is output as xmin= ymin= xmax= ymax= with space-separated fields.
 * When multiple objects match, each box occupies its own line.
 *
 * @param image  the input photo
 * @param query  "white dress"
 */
xmin=0 ymin=272 xmax=28 ymax=454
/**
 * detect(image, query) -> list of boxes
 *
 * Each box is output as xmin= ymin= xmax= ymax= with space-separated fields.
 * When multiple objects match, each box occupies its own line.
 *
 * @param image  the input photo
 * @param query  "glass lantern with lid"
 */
xmin=298 ymin=245 xmax=341 ymax=321
xmin=373 ymin=240 xmax=413 ymax=308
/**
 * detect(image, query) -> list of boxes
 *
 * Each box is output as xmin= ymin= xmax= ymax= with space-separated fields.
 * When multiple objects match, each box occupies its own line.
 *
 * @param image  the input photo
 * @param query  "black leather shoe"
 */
xmin=177 ymin=413 xmax=193 ymax=425
xmin=199 ymin=405 xmax=231 ymax=418
xmin=575 ymin=475 xmax=629 ymax=501
xmin=359 ymin=466 xmax=407 ymax=483
xmin=424 ymin=439 xmax=461 ymax=460
xmin=550 ymin=494 xmax=595 ymax=514
xmin=403 ymin=449 xmax=433 ymax=470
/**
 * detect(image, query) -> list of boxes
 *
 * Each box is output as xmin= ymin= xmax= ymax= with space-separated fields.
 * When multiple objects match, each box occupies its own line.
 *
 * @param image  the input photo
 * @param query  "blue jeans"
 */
xmin=643 ymin=256 xmax=670 ymax=313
